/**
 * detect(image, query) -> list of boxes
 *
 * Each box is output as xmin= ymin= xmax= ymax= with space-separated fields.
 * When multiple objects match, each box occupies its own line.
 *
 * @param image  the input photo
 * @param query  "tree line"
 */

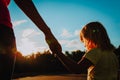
xmin=13 ymin=45 xmax=120 ymax=78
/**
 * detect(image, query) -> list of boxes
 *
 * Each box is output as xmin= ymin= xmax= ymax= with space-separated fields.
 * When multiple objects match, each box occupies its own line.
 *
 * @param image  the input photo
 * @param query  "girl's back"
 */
xmin=85 ymin=48 xmax=119 ymax=80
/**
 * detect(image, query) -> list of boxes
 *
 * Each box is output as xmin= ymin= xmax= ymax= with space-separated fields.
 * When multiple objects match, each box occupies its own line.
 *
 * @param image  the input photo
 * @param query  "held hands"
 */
xmin=44 ymin=29 xmax=62 ymax=55
xmin=14 ymin=0 xmax=62 ymax=55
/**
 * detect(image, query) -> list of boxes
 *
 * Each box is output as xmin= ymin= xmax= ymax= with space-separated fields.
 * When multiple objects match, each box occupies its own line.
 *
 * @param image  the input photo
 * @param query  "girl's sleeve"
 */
xmin=84 ymin=48 xmax=102 ymax=65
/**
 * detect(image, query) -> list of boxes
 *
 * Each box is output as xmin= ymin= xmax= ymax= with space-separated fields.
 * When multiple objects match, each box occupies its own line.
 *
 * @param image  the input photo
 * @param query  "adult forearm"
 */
xmin=14 ymin=0 xmax=62 ymax=52
xmin=14 ymin=0 xmax=63 ymax=54
xmin=14 ymin=0 xmax=49 ymax=33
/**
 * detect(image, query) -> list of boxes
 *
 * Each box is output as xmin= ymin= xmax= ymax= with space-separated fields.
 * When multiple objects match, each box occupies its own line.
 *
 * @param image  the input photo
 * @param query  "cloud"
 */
xmin=65 ymin=39 xmax=85 ymax=51
xmin=60 ymin=29 xmax=72 ymax=38
xmin=17 ymin=35 xmax=48 ymax=56
xmin=65 ymin=39 xmax=79 ymax=48
xmin=74 ymin=30 xmax=80 ymax=36
xmin=59 ymin=39 xmax=85 ymax=51
xmin=59 ymin=29 xmax=85 ymax=51
xmin=59 ymin=39 xmax=69 ymax=45
xmin=60 ymin=29 xmax=80 ymax=39
xmin=16 ymin=28 xmax=46 ymax=56
xmin=17 ymin=37 xmax=36 ymax=55
xmin=22 ymin=28 xmax=41 ymax=38
xmin=12 ymin=20 xmax=27 ymax=27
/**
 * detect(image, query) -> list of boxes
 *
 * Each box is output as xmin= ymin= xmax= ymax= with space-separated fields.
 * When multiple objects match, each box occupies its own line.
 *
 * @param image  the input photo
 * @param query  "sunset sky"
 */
xmin=9 ymin=0 xmax=120 ymax=56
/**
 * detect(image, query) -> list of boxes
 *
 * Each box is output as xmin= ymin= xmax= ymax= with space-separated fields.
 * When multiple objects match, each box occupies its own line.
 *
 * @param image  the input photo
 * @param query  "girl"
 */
xmin=79 ymin=22 xmax=119 ymax=80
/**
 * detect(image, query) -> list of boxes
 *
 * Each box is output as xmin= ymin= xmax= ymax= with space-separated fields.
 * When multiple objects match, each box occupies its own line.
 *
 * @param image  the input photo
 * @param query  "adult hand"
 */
xmin=45 ymin=30 xmax=62 ymax=54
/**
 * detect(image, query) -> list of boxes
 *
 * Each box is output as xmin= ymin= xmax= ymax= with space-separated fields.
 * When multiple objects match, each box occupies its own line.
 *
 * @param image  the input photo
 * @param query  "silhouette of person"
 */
xmin=0 ymin=0 xmax=17 ymax=80
xmin=14 ymin=0 xmax=119 ymax=80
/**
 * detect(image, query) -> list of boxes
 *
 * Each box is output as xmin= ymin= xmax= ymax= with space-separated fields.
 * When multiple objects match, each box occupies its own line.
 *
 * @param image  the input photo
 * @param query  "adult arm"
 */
xmin=14 ymin=0 xmax=62 ymax=53
xmin=14 ymin=0 xmax=92 ymax=73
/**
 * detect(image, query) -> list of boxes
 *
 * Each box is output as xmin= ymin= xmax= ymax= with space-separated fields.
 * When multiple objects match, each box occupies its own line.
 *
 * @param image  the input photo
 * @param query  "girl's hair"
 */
xmin=80 ymin=21 xmax=115 ymax=50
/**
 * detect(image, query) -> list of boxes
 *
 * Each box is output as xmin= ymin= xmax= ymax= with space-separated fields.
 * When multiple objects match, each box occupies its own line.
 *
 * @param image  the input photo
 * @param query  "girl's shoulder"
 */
xmin=87 ymin=48 xmax=101 ymax=54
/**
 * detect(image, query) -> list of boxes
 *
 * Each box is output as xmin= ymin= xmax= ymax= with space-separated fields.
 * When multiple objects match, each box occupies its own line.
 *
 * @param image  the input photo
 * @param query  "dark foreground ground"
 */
xmin=13 ymin=74 xmax=87 ymax=80
xmin=13 ymin=71 xmax=120 ymax=80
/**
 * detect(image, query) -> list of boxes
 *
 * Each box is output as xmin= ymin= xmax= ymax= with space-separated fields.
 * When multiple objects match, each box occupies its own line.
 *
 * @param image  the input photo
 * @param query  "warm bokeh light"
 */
xmin=17 ymin=38 xmax=48 ymax=56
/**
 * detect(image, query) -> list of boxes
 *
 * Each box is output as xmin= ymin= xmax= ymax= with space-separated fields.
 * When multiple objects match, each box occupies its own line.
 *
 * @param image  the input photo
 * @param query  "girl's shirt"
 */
xmin=84 ymin=48 xmax=119 ymax=80
xmin=0 ymin=0 xmax=12 ymax=28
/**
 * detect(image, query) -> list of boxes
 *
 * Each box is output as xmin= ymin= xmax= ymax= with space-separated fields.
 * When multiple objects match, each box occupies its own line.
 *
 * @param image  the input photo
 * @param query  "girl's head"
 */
xmin=80 ymin=21 xmax=115 ymax=51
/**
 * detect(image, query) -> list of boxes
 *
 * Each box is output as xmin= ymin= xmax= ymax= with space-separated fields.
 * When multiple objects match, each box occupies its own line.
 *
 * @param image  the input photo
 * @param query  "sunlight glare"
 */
xmin=17 ymin=37 xmax=48 ymax=56
xmin=17 ymin=38 xmax=37 ymax=56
